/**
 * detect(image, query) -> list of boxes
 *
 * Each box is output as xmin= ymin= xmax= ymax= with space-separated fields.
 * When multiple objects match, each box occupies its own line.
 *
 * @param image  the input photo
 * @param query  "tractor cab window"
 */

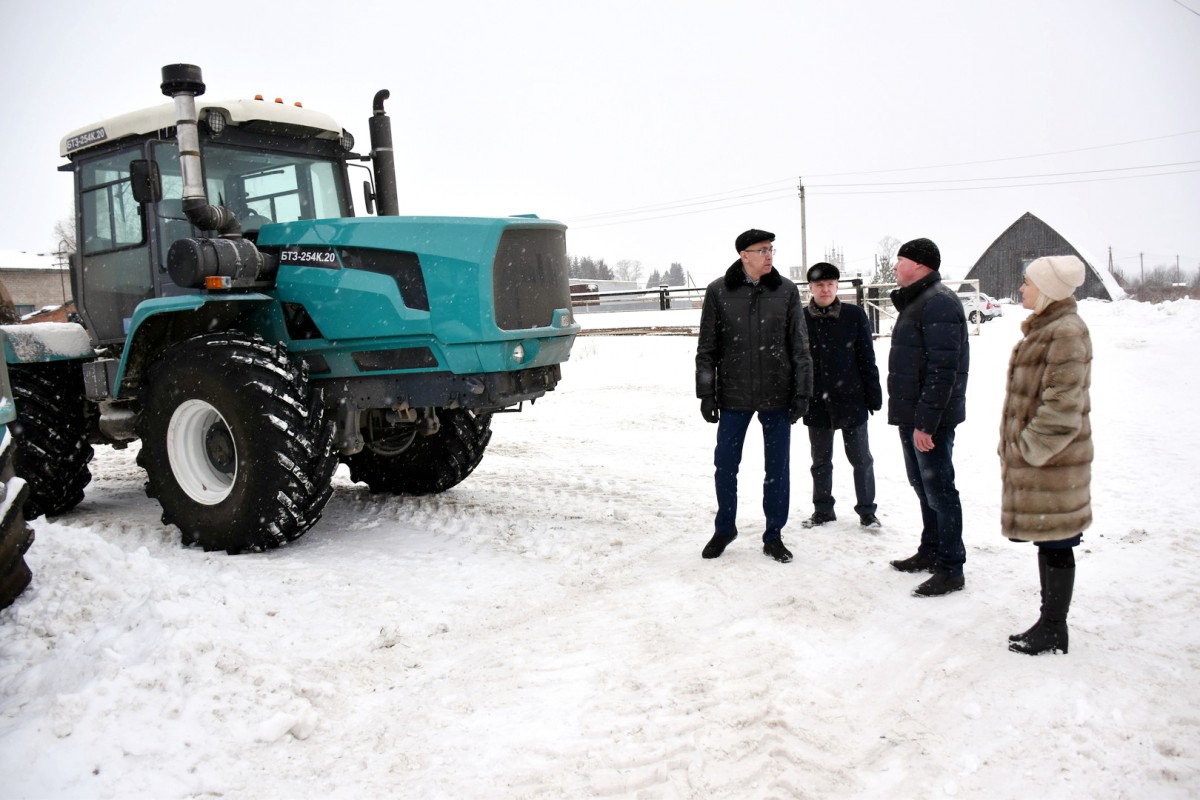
xmin=80 ymin=151 xmax=145 ymax=254
xmin=202 ymin=145 xmax=348 ymax=229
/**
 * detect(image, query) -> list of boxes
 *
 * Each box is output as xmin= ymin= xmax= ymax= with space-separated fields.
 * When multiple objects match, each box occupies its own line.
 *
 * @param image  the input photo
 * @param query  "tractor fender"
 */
xmin=111 ymin=294 xmax=284 ymax=398
xmin=0 ymin=322 xmax=95 ymax=364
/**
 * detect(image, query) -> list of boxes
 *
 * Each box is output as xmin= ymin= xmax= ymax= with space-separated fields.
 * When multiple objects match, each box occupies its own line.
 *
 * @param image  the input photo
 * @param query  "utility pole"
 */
xmin=1140 ymin=252 xmax=1144 ymax=282
xmin=797 ymin=176 xmax=808 ymax=272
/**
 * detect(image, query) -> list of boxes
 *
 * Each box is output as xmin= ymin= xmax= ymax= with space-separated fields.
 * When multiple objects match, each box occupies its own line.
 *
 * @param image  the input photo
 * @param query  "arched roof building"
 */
xmin=962 ymin=212 xmax=1123 ymax=302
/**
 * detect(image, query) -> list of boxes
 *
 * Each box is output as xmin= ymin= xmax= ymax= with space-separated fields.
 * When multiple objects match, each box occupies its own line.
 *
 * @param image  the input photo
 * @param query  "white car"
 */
xmin=960 ymin=293 xmax=1002 ymax=324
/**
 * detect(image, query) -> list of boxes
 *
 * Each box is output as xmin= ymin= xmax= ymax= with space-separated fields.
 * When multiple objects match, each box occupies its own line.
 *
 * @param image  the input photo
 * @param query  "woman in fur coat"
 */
xmin=999 ymin=255 xmax=1092 ymax=655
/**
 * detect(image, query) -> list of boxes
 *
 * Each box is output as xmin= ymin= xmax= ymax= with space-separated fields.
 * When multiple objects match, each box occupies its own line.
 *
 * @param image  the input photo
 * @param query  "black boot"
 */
xmin=1010 ymin=562 xmax=1074 ymax=655
xmin=801 ymin=510 xmax=836 ymax=528
xmin=702 ymin=532 xmax=737 ymax=559
xmin=890 ymin=551 xmax=936 ymax=573
xmin=763 ymin=537 xmax=793 ymax=563
xmin=1009 ymin=550 xmax=1050 ymax=643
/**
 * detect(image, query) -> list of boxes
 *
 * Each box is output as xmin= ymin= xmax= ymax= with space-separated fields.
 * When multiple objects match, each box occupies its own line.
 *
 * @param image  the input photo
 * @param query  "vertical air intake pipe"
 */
xmin=160 ymin=64 xmax=243 ymax=237
xmin=159 ymin=64 xmax=275 ymax=289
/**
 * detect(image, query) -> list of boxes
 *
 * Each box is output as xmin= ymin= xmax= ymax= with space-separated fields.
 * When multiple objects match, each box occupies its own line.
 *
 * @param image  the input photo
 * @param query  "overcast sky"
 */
xmin=2 ymin=0 xmax=1197 ymax=285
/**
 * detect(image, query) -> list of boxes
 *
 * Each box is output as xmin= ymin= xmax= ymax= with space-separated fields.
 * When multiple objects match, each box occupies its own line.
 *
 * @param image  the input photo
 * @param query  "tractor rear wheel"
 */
xmin=136 ymin=333 xmax=337 ymax=553
xmin=345 ymin=409 xmax=492 ymax=495
xmin=0 ymin=428 xmax=34 ymax=610
xmin=8 ymin=360 xmax=94 ymax=519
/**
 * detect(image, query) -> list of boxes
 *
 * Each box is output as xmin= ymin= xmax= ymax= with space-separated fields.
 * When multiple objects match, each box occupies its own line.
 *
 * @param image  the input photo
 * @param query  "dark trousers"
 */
xmin=898 ymin=425 xmax=965 ymax=575
xmin=714 ymin=409 xmax=791 ymax=542
xmin=808 ymin=422 xmax=876 ymax=516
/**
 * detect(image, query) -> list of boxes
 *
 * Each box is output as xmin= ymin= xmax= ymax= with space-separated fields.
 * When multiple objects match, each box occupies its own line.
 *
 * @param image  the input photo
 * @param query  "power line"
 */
xmin=805 ymin=129 xmax=1200 ymax=178
xmin=566 ymin=128 xmax=1200 ymax=225
xmin=811 ymin=167 xmax=1200 ymax=196
xmin=1173 ymin=0 xmax=1200 ymax=18
xmin=567 ymin=166 xmax=1200 ymax=228
xmin=569 ymin=184 xmax=792 ymax=222
xmin=809 ymin=160 xmax=1200 ymax=189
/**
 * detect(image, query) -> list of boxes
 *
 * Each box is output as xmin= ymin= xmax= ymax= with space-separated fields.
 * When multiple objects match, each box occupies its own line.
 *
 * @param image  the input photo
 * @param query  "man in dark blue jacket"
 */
xmin=886 ymin=238 xmax=970 ymax=597
xmin=800 ymin=262 xmax=883 ymax=530
xmin=696 ymin=229 xmax=813 ymax=563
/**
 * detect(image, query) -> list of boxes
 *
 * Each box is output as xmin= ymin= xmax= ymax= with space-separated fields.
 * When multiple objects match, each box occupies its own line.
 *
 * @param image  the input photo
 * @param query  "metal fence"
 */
xmin=570 ymin=279 xmax=986 ymax=337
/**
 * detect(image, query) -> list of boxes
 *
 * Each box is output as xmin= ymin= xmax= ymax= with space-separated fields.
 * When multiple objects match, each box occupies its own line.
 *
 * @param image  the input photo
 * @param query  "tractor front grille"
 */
xmin=492 ymin=228 xmax=570 ymax=331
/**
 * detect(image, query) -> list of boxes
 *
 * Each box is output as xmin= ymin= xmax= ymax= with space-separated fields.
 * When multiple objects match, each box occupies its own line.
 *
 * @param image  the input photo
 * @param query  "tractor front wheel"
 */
xmin=136 ymin=334 xmax=337 ymax=553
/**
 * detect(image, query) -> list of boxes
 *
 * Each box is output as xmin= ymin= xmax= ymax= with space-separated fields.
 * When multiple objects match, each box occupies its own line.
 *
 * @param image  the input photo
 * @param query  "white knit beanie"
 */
xmin=1026 ymin=255 xmax=1085 ymax=302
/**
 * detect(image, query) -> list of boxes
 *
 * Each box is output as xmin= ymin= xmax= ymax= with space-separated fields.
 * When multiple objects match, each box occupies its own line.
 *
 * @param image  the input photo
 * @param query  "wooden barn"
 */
xmin=962 ymin=212 xmax=1121 ymax=302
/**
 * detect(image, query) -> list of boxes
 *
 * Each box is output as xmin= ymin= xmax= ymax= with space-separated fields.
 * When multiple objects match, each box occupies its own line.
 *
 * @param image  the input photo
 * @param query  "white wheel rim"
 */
xmin=166 ymin=399 xmax=236 ymax=505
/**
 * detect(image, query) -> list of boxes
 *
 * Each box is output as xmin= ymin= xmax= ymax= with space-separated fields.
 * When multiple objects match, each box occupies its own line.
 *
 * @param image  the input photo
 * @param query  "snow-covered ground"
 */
xmin=2 ymin=297 xmax=1198 ymax=799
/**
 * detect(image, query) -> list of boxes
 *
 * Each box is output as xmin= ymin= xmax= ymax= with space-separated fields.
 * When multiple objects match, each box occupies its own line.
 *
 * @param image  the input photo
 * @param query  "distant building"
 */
xmin=962 ymin=212 xmax=1123 ymax=302
xmin=0 ymin=250 xmax=71 ymax=317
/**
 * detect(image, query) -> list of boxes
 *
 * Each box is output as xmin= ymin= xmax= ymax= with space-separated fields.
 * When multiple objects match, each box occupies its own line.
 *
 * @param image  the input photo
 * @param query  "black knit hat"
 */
xmin=897 ymin=238 xmax=941 ymax=270
xmin=735 ymin=229 xmax=775 ymax=253
xmin=806 ymin=262 xmax=840 ymax=282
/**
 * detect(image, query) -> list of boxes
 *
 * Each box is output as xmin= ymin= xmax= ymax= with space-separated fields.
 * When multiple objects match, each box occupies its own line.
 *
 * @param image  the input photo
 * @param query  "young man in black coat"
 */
xmin=885 ymin=238 xmax=970 ymax=597
xmin=696 ymin=229 xmax=813 ymax=563
xmin=800 ymin=263 xmax=883 ymax=530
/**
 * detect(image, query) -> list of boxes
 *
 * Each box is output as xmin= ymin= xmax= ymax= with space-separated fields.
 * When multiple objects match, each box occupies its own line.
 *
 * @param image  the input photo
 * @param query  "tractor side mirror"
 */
xmin=362 ymin=179 xmax=376 ymax=215
xmin=130 ymin=159 xmax=163 ymax=204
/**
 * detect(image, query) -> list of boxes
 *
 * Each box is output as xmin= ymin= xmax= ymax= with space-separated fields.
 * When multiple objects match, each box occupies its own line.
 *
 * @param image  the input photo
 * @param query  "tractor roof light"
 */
xmin=339 ymin=129 xmax=355 ymax=151
xmin=203 ymin=109 xmax=227 ymax=136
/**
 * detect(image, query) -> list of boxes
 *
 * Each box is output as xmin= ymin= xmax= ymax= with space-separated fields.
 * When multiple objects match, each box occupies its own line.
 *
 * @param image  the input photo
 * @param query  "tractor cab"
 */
xmin=61 ymin=98 xmax=360 ymax=346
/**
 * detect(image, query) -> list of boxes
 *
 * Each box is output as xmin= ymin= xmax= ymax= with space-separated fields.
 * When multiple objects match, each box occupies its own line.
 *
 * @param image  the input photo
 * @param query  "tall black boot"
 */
xmin=1010 ymin=561 xmax=1074 ymax=655
xmin=1009 ymin=550 xmax=1049 ymax=643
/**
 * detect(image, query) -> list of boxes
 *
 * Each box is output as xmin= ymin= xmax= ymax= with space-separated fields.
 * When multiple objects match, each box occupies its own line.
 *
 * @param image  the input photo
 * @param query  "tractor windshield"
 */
xmin=151 ymin=141 xmax=350 ymax=236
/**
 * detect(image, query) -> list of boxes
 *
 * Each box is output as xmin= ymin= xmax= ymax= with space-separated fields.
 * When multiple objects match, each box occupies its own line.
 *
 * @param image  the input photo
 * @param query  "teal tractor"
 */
xmin=2 ymin=64 xmax=578 ymax=554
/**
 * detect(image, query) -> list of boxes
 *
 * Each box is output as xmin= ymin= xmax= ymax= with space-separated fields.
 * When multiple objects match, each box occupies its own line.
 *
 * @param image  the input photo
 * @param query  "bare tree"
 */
xmin=53 ymin=216 xmax=77 ymax=254
xmin=872 ymin=235 xmax=901 ymax=284
xmin=614 ymin=258 xmax=644 ymax=284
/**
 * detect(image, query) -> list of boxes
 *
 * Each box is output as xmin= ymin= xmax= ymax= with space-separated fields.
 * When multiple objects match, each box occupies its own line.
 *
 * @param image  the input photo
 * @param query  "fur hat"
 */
xmin=806 ymin=262 xmax=840 ymax=282
xmin=897 ymin=238 xmax=941 ymax=270
xmin=735 ymin=229 xmax=775 ymax=253
xmin=1026 ymin=255 xmax=1085 ymax=302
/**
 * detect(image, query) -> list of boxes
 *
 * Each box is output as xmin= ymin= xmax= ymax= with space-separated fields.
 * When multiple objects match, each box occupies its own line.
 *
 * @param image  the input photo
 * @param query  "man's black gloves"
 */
xmin=701 ymin=397 xmax=720 ymax=424
xmin=789 ymin=397 xmax=809 ymax=424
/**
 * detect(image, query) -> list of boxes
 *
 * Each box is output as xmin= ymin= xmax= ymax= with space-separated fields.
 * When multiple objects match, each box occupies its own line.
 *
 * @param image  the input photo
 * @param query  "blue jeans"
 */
xmin=714 ymin=409 xmax=791 ymax=542
xmin=898 ymin=425 xmax=965 ymax=575
xmin=808 ymin=422 xmax=876 ymax=516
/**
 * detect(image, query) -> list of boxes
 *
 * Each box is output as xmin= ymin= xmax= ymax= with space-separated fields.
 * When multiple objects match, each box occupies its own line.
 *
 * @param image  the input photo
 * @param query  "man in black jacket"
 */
xmin=696 ymin=229 xmax=813 ymax=563
xmin=800 ymin=262 xmax=883 ymax=530
xmin=885 ymin=238 xmax=970 ymax=597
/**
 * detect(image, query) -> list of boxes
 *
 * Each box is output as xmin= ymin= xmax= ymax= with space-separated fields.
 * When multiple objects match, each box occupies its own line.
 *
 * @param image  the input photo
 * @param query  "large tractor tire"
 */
xmin=136 ymin=333 xmax=337 ymax=554
xmin=0 ymin=428 xmax=34 ymax=610
xmin=8 ymin=360 xmax=94 ymax=519
xmin=345 ymin=409 xmax=492 ymax=495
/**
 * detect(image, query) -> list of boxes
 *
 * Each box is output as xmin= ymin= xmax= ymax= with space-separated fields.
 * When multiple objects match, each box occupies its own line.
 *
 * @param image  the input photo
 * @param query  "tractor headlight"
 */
xmin=339 ymin=129 xmax=355 ymax=151
xmin=511 ymin=343 xmax=526 ymax=364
